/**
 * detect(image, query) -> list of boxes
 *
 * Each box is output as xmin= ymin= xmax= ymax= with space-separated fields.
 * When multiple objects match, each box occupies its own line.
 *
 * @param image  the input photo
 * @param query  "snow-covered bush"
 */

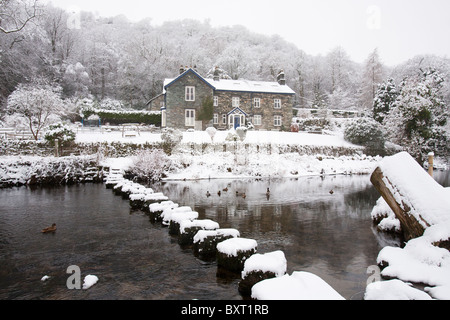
xmin=236 ymin=126 xmax=248 ymax=141
xmin=44 ymin=123 xmax=76 ymax=147
xmin=129 ymin=149 xmax=171 ymax=182
xmin=225 ymin=130 xmax=239 ymax=142
xmin=206 ymin=126 xmax=217 ymax=142
xmin=161 ymin=128 xmax=183 ymax=154
xmin=344 ymin=117 xmax=385 ymax=156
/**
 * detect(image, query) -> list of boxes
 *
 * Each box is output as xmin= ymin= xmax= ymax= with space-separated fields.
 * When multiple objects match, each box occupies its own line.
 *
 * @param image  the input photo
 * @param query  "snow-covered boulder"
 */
xmin=148 ymin=201 xmax=178 ymax=221
xmin=239 ymin=250 xmax=287 ymax=296
xmin=364 ymin=279 xmax=432 ymax=300
xmin=217 ymin=238 xmax=257 ymax=272
xmin=193 ymin=228 xmax=240 ymax=260
xmin=251 ymin=271 xmax=345 ymax=300
xmin=178 ymin=219 xmax=220 ymax=245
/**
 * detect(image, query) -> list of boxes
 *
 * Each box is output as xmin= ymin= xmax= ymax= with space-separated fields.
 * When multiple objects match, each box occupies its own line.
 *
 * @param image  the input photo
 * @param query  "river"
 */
xmin=0 ymin=171 xmax=448 ymax=300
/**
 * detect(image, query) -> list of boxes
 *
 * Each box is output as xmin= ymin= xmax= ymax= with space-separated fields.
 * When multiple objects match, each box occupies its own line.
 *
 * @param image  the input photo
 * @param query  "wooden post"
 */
xmin=54 ymin=139 xmax=59 ymax=157
xmin=428 ymin=152 xmax=434 ymax=177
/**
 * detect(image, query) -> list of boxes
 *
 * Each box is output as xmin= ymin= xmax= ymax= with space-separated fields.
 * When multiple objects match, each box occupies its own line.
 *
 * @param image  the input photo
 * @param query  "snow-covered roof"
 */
xmin=163 ymin=68 xmax=295 ymax=95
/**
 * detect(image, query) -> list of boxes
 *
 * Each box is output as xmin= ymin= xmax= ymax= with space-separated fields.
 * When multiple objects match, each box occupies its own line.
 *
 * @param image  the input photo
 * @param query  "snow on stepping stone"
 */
xmin=193 ymin=228 xmax=240 ymax=260
xmin=178 ymin=219 xmax=220 ymax=245
xmin=239 ymin=250 xmax=287 ymax=296
xmin=251 ymin=271 xmax=345 ymax=300
xmin=364 ymin=279 xmax=432 ymax=300
xmin=161 ymin=206 xmax=193 ymax=225
xmin=148 ymin=201 xmax=178 ymax=221
xmin=217 ymin=238 xmax=257 ymax=272
xmin=165 ymin=209 xmax=199 ymax=235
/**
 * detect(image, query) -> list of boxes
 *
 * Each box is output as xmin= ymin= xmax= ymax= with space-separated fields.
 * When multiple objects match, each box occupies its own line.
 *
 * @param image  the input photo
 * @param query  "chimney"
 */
xmin=277 ymin=69 xmax=286 ymax=85
xmin=213 ymin=66 xmax=220 ymax=81
xmin=179 ymin=65 xmax=185 ymax=74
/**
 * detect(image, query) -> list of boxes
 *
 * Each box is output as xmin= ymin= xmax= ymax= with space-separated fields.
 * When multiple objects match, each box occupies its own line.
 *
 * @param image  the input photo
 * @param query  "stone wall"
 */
xmin=213 ymin=91 xmax=293 ymax=130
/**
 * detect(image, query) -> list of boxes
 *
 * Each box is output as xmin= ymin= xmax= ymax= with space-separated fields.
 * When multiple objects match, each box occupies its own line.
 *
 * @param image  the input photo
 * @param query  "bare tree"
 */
xmin=0 ymin=0 xmax=41 ymax=34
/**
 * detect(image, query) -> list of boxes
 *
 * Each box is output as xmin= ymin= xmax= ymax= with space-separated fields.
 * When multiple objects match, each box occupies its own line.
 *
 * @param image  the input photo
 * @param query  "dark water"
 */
xmin=0 ymin=171 xmax=448 ymax=300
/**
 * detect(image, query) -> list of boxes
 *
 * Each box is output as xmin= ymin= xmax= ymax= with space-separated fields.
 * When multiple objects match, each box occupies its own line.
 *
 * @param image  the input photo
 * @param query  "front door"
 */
xmin=234 ymin=115 xmax=241 ymax=129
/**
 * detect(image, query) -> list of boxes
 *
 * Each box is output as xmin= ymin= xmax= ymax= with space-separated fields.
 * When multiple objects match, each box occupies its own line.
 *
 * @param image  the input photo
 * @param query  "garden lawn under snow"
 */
xmin=75 ymin=129 xmax=358 ymax=147
xmin=87 ymin=129 xmax=379 ymax=179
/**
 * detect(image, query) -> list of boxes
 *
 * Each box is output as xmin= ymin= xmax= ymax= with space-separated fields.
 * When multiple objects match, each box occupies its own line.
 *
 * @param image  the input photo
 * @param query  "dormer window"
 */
xmin=185 ymin=86 xmax=195 ymax=101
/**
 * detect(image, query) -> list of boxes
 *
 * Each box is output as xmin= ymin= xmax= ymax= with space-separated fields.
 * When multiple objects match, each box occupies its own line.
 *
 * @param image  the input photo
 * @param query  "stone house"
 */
xmin=148 ymin=67 xmax=295 ymax=131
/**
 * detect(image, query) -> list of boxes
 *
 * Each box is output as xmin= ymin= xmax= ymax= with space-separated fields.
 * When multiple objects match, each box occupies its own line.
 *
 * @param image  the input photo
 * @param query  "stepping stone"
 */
xmin=193 ymin=229 xmax=240 ymax=260
xmin=178 ymin=219 xmax=220 ymax=245
xmin=217 ymin=238 xmax=257 ymax=273
xmin=238 ymin=250 xmax=287 ymax=296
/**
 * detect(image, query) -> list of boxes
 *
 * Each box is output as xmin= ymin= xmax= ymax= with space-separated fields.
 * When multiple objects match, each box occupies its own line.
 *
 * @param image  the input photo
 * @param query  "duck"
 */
xmin=206 ymin=191 xmax=211 ymax=197
xmin=222 ymin=187 xmax=228 ymax=192
xmin=217 ymin=190 xmax=221 ymax=196
xmin=42 ymin=223 xmax=56 ymax=233
xmin=266 ymin=188 xmax=270 ymax=196
xmin=329 ymin=189 xmax=334 ymax=195
xmin=242 ymin=193 xmax=246 ymax=199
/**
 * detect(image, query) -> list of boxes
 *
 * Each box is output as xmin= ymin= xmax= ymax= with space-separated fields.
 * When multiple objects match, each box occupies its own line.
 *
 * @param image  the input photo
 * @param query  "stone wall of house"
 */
xmin=148 ymin=94 xmax=165 ymax=112
xmin=213 ymin=90 xmax=293 ymax=130
xmin=165 ymin=72 xmax=213 ymax=129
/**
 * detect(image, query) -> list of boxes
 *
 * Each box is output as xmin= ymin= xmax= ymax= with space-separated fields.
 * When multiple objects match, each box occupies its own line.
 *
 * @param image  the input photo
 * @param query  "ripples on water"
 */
xmin=0 ymin=171 xmax=447 ymax=300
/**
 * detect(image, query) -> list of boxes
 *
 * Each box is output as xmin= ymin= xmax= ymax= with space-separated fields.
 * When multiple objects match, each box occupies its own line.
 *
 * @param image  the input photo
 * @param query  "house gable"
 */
xmin=164 ymin=68 xmax=214 ymax=129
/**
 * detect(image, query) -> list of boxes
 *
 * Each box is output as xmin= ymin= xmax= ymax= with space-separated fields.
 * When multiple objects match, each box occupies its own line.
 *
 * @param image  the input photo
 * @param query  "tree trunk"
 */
xmin=370 ymin=167 xmax=427 ymax=241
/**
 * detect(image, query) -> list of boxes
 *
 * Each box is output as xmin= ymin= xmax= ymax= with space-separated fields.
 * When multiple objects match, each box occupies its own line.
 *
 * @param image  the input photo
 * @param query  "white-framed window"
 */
xmin=232 ymin=96 xmax=240 ymax=107
xmin=274 ymin=115 xmax=282 ymax=127
xmin=222 ymin=114 xmax=227 ymax=125
xmin=274 ymin=99 xmax=281 ymax=109
xmin=185 ymin=109 xmax=195 ymax=126
xmin=185 ymin=86 xmax=195 ymax=101
xmin=213 ymin=113 xmax=219 ymax=124
xmin=253 ymin=115 xmax=262 ymax=126
xmin=213 ymin=96 xmax=219 ymax=106
xmin=254 ymin=98 xmax=260 ymax=108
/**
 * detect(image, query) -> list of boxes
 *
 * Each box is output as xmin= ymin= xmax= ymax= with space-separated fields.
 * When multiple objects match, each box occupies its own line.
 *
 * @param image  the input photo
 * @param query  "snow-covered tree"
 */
xmin=344 ymin=117 xmax=385 ymax=156
xmin=5 ymin=79 xmax=65 ymax=140
xmin=372 ymin=78 xmax=398 ymax=123
xmin=383 ymin=68 xmax=448 ymax=161
xmin=360 ymin=48 xmax=384 ymax=111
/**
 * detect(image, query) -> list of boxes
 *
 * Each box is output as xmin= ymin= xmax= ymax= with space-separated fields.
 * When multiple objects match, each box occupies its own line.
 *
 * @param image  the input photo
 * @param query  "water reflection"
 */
xmin=153 ymin=175 xmax=390 ymax=299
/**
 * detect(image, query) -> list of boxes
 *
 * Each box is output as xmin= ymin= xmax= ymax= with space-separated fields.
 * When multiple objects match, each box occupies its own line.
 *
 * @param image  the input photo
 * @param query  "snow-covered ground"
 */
xmin=75 ymin=128 xmax=358 ymax=147
xmin=83 ymin=129 xmax=378 ymax=180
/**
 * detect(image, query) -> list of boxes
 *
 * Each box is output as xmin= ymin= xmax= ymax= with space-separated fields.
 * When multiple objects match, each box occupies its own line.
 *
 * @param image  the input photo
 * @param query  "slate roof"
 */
xmin=163 ymin=68 xmax=295 ymax=95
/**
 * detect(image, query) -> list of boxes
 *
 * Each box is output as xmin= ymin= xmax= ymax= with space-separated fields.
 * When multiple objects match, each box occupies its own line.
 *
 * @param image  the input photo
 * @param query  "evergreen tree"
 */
xmin=384 ymin=68 xmax=449 ymax=162
xmin=373 ymin=78 xmax=398 ymax=123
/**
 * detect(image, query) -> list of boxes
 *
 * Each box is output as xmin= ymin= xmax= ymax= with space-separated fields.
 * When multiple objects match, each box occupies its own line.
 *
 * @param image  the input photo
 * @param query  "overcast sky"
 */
xmin=44 ymin=0 xmax=450 ymax=66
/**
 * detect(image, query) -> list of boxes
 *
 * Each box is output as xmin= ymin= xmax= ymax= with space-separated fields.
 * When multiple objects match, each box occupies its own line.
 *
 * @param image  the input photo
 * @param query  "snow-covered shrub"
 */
xmin=225 ymin=130 xmax=239 ymax=142
xmin=129 ymin=149 xmax=171 ymax=182
xmin=206 ymin=126 xmax=217 ymax=142
xmin=161 ymin=128 xmax=183 ymax=155
xmin=44 ymin=123 xmax=76 ymax=149
xmin=236 ymin=126 xmax=248 ymax=141
xmin=344 ymin=117 xmax=385 ymax=156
